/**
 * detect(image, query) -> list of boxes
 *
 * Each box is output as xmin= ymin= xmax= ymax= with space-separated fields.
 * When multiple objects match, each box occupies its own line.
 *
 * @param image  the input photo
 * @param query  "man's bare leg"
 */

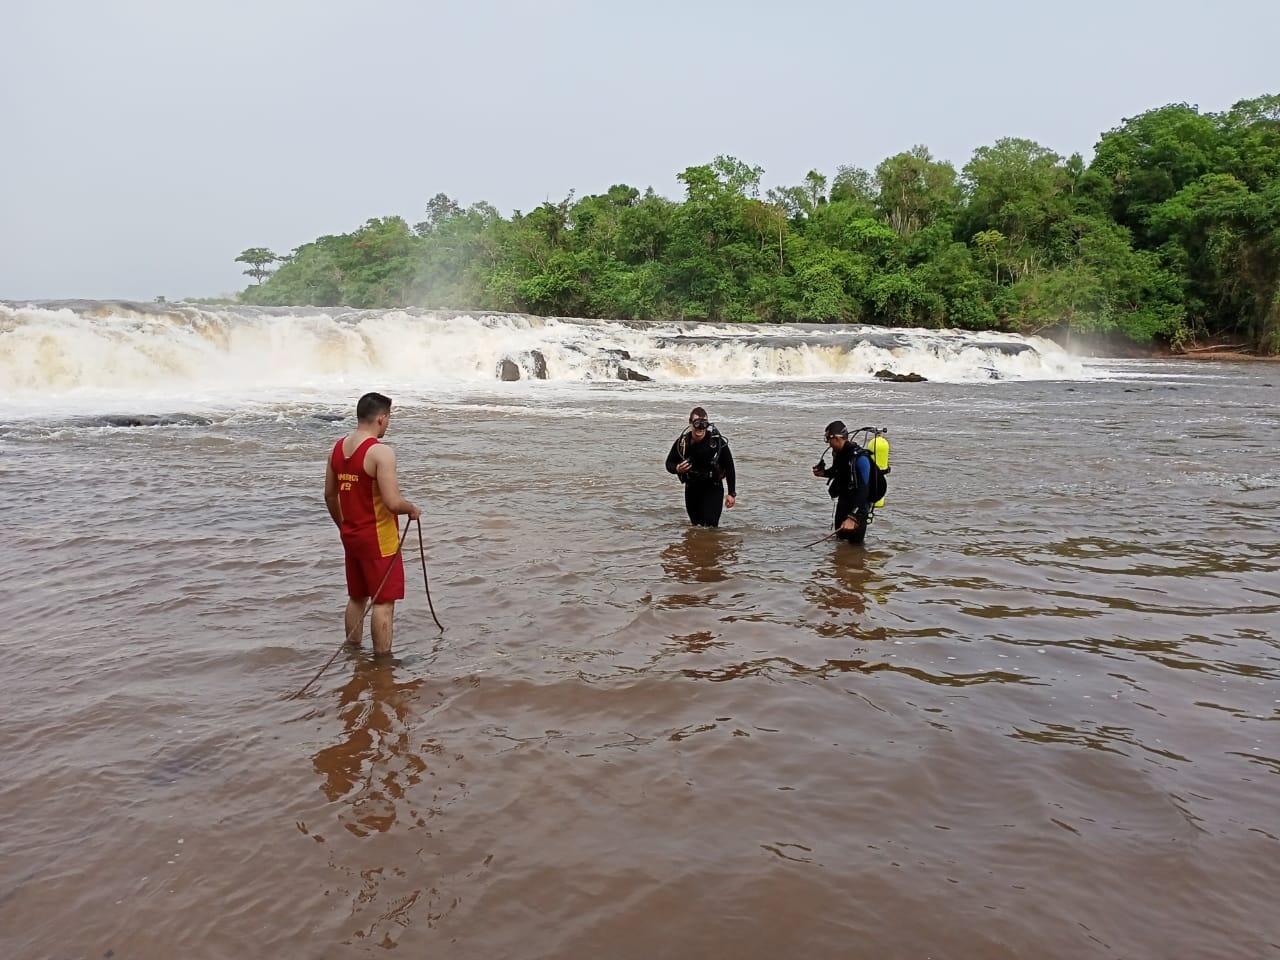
xmin=370 ymin=601 xmax=396 ymax=656
xmin=345 ymin=597 xmax=367 ymax=646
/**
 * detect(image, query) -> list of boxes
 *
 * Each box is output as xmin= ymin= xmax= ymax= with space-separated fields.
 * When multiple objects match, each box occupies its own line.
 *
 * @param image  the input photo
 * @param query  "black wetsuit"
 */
xmin=817 ymin=443 xmax=872 ymax=544
xmin=665 ymin=428 xmax=737 ymax=527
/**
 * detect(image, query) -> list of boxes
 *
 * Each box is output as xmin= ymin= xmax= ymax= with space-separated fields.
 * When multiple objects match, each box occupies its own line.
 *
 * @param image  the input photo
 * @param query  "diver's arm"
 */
xmin=665 ymin=438 xmax=687 ymax=475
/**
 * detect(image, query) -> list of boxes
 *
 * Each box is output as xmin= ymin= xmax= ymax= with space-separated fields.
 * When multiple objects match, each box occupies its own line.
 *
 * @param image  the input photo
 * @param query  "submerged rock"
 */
xmin=617 ymin=366 xmax=652 ymax=382
xmin=77 ymin=414 xmax=215 ymax=428
xmin=497 ymin=352 xmax=548 ymax=380
xmin=874 ymin=369 xmax=927 ymax=383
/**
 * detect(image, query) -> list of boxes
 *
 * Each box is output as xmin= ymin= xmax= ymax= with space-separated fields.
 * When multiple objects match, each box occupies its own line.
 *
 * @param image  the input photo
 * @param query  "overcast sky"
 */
xmin=2 ymin=0 xmax=1276 ymax=301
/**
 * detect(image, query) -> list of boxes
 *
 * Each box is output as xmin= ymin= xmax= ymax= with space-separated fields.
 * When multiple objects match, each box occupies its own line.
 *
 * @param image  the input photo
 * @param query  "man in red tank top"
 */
xmin=323 ymin=392 xmax=422 ymax=655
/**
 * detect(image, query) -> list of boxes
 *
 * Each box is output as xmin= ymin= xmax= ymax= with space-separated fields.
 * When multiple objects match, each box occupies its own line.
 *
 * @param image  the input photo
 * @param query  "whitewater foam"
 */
xmin=0 ymin=300 xmax=1094 ymax=417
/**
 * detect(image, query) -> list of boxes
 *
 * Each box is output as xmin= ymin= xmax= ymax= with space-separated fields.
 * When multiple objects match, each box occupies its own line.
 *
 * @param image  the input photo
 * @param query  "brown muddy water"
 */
xmin=1 ymin=357 xmax=1277 ymax=959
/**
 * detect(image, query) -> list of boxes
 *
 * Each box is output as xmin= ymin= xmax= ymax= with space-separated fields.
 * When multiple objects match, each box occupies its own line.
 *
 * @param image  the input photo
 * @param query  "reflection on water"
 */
xmin=307 ymin=658 xmax=473 ymax=948
xmin=1010 ymin=721 xmax=1191 ymax=764
xmin=804 ymin=548 xmax=895 ymax=631
xmin=805 ymin=549 xmax=872 ymax=615
xmin=312 ymin=658 xmax=426 ymax=838
xmin=660 ymin=526 xmax=739 ymax=583
xmin=663 ymin=630 xmax=726 ymax=654
xmin=655 ymin=527 xmax=741 ymax=608
xmin=681 ymin=654 xmax=1034 ymax=686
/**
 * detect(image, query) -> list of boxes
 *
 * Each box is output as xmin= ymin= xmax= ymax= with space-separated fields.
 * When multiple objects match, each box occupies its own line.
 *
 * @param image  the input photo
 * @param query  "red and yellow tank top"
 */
xmin=330 ymin=436 xmax=400 ymax=557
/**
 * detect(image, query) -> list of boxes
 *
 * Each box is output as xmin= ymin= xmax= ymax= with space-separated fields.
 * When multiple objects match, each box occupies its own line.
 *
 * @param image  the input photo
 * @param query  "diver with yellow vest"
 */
xmin=811 ymin=420 xmax=889 ymax=545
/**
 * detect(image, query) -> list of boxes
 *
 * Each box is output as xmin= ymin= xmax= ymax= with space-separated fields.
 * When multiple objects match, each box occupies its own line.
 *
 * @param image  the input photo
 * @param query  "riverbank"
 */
xmin=1166 ymin=349 xmax=1278 ymax=362
xmin=1156 ymin=339 xmax=1279 ymax=362
xmin=1042 ymin=326 xmax=1277 ymax=362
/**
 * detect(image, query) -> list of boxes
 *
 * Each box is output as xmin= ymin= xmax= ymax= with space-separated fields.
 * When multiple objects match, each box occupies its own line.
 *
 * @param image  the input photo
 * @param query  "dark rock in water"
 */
xmin=617 ymin=366 xmax=652 ymax=382
xmin=103 ymin=415 xmax=160 ymax=427
xmin=604 ymin=348 xmax=632 ymax=361
xmin=973 ymin=340 xmax=1035 ymax=356
xmin=498 ymin=358 xmax=521 ymax=381
xmin=874 ymin=369 xmax=927 ymax=383
xmin=78 ymin=414 xmax=215 ymax=428
xmin=529 ymin=350 xmax=548 ymax=379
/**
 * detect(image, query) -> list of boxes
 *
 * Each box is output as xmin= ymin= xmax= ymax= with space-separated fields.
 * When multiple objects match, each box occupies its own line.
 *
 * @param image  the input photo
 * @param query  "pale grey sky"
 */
xmin=2 ymin=0 xmax=1276 ymax=301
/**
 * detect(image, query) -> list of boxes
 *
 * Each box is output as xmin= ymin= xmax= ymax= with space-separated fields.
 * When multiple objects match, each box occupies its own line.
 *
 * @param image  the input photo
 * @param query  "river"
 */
xmin=1 ymin=301 xmax=1277 ymax=958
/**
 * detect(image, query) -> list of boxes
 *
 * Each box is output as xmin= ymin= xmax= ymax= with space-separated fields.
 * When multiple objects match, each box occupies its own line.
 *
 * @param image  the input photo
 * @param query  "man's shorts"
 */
xmin=343 ymin=541 xmax=405 ymax=602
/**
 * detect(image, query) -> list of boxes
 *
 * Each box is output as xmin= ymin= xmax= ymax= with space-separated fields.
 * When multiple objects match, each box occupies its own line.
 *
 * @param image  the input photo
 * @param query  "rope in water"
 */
xmin=288 ymin=516 xmax=441 ymax=700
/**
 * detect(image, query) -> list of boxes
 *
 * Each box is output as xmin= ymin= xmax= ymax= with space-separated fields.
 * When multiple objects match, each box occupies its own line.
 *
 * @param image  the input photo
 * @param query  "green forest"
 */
xmin=236 ymin=95 xmax=1280 ymax=355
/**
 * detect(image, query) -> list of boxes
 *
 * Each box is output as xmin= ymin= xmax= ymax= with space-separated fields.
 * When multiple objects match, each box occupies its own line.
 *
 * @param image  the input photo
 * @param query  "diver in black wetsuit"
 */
xmin=665 ymin=406 xmax=737 ymax=527
xmin=812 ymin=419 xmax=873 ymax=544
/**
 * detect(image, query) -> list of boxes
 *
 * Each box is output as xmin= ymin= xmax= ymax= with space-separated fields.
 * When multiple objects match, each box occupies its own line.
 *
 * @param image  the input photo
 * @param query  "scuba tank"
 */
xmin=866 ymin=429 xmax=890 ymax=508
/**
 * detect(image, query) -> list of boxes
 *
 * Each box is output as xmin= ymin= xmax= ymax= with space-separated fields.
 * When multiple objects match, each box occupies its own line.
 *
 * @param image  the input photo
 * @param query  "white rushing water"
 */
xmin=0 ymin=300 xmax=1099 ymax=417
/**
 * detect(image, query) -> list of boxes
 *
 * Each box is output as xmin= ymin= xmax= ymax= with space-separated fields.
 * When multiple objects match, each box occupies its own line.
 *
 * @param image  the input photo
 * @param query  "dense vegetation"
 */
xmin=237 ymin=95 xmax=1280 ymax=354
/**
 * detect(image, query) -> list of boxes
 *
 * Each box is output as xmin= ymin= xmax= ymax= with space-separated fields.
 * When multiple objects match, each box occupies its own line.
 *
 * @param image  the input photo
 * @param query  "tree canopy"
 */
xmin=238 ymin=94 xmax=1280 ymax=354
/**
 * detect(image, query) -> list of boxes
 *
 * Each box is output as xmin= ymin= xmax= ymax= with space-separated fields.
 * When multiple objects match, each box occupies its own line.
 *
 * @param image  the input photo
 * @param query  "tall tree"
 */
xmin=1090 ymin=103 xmax=1221 ymax=245
xmin=235 ymin=247 xmax=279 ymax=284
xmin=830 ymin=165 xmax=876 ymax=209
xmin=874 ymin=146 xmax=958 ymax=236
xmin=415 ymin=193 xmax=464 ymax=236
xmin=961 ymin=138 xmax=1072 ymax=279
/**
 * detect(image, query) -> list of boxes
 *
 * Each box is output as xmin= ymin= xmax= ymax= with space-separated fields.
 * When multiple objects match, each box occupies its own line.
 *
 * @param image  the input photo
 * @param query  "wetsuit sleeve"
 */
xmin=665 ymin=438 xmax=684 ymax=476
xmin=825 ymin=448 xmax=852 ymax=501
xmin=721 ymin=444 xmax=736 ymax=496
xmin=850 ymin=452 xmax=872 ymax=510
